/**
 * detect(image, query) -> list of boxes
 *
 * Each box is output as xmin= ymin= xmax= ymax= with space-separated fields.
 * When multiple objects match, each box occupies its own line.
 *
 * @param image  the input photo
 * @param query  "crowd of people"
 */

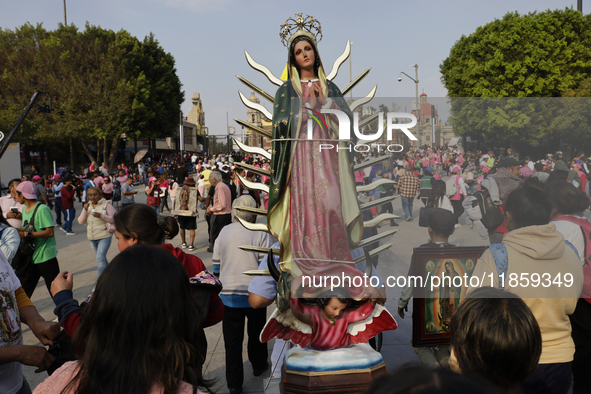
xmin=0 ymin=145 xmax=590 ymax=394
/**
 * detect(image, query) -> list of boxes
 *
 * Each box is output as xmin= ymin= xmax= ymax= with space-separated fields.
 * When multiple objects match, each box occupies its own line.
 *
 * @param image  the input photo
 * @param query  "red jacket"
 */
xmin=159 ymin=243 xmax=224 ymax=327
xmin=61 ymin=186 xmax=76 ymax=209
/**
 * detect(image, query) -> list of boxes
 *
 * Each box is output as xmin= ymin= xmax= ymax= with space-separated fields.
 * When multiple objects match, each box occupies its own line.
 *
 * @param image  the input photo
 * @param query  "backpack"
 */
xmin=471 ymin=188 xmax=504 ymax=229
xmin=551 ymin=216 xmax=591 ymax=302
xmin=20 ymin=203 xmax=41 ymax=256
xmin=488 ymin=241 xmax=578 ymax=290
xmin=445 ymin=175 xmax=459 ymax=197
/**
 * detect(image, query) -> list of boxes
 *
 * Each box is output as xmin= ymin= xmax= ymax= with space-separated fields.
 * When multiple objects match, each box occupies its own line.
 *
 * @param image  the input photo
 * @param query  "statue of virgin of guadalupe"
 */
xmin=267 ymin=25 xmax=384 ymax=305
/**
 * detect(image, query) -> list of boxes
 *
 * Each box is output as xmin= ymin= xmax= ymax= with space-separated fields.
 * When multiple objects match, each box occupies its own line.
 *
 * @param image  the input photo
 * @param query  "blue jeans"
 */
xmin=90 ymin=237 xmax=112 ymax=277
xmin=63 ymin=208 xmax=75 ymax=232
xmin=139 ymin=172 xmax=145 ymax=184
xmin=401 ymin=196 xmax=413 ymax=219
xmin=152 ymin=205 xmax=160 ymax=215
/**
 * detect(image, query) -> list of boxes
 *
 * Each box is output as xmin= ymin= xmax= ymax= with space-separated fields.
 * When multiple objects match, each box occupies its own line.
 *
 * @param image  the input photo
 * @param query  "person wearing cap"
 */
xmin=176 ymin=176 xmax=205 ymax=251
xmin=398 ymin=208 xmax=457 ymax=368
xmin=14 ymin=181 xmax=61 ymax=298
xmin=145 ymin=176 xmax=161 ymax=214
xmin=484 ymin=157 xmax=523 ymax=244
xmin=32 ymin=175 xmax=50 ymax=207
xmin=50 ymin=174 xmax=65 ymax=227
xmin=0 ymin=179 xmax=24 ymax=228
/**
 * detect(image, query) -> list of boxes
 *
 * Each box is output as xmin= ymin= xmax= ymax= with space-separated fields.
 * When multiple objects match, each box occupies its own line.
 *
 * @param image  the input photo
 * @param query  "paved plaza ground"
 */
xmin=22 ymin=184 xmax=489 ymax=393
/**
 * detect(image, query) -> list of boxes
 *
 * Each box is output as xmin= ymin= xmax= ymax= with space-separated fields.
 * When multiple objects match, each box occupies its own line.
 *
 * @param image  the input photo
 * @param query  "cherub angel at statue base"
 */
xmin=261 ymin=288 xmax=397 ymax=351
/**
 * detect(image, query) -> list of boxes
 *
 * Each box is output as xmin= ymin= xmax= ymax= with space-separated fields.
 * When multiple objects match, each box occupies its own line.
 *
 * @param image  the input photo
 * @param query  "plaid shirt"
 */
xmin=398 ymin=173 xmax=420 ymax=198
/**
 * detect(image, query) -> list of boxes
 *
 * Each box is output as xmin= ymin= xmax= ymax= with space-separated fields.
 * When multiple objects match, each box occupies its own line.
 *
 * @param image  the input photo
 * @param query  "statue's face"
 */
xmin=324 ymin=298 xmax=347 ymax=319
xmin=293 ymin=40 xmax=315 ymax=73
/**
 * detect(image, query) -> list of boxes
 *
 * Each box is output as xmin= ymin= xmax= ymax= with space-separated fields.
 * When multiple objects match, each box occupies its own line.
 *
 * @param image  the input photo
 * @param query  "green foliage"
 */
xmin=440 ymin=9 xmax=591 ymax=145
xmin=0 ymin=23 xmax=184 ymax=166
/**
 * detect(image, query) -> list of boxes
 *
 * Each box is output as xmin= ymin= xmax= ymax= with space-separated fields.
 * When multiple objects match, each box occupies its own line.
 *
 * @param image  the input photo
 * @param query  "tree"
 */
xmin=0 ymin=23 xmax=184 ymax=170
xmin=440 ymin=9 xmax=591 ymax=145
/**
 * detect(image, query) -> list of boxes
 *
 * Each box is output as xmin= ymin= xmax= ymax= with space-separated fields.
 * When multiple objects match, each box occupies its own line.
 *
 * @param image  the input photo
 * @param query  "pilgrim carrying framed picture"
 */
xmin=411 ymin=246 xmax=487 ymax=347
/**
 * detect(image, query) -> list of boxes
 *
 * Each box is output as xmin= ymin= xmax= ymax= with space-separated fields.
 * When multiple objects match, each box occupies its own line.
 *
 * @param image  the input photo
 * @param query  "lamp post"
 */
xmin=398 ymin=64 xmax=419 ymax=147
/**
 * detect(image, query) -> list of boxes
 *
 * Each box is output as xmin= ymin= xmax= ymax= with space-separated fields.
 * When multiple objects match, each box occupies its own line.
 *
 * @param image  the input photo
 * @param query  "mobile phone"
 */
xmin=10 ymin=207 xmax=18 ymax=213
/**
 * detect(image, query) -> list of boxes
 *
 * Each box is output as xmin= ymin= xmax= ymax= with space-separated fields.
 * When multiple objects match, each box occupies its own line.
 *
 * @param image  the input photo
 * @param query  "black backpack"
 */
xmin=472 ymin=188 xmax=504 ymax=229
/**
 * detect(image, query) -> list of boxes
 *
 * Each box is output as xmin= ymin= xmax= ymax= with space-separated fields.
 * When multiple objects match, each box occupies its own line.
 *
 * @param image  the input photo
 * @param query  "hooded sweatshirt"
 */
xmin=488 ymin=168 xmax=522 ymax=205
xmin=468 ymin=224 xmax=583 ymax=364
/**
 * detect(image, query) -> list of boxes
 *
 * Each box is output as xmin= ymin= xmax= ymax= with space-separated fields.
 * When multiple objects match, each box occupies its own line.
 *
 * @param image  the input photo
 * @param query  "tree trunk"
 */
xmin=81 ymin=140 xmax=96 ymax=164
xmin=105 ymin=135 xmax=120 ymax=173
xmin=69 ymin=138 xmax=75 ymax=170
xmin=96 ymin=139 xmax=101 ymax=165
xmin=103 ymin=137 xmax=108 ymax=169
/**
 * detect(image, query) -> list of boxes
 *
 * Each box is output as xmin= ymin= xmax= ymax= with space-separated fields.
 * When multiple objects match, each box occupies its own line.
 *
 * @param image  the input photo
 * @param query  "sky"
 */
xmin=0 ymin=0 xmax=583 ymax=136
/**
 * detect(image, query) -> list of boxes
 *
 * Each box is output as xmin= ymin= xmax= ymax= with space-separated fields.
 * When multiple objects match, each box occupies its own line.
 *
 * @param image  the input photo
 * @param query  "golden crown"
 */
xmin=279 ymin=13 xmax=322 ymax=47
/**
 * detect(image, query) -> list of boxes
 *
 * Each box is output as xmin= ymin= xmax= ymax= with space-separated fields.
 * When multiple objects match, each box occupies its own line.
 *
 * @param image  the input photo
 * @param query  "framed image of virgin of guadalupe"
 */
xmin=411 ymin=246 xmax=486 ymax=347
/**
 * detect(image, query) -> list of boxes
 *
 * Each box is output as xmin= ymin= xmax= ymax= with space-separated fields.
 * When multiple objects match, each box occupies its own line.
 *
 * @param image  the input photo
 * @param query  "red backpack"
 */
xmin=551 ymin=216 xmax=591 ymax=303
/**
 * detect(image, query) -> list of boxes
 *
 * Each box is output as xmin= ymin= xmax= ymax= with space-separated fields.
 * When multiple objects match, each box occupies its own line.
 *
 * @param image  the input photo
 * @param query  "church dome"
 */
xmin=249 ymin=91 xmax=260 ymax=103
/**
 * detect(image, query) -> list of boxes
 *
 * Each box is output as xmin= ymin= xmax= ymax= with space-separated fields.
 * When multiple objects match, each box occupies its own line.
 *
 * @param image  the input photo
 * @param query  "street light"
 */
xmin=398 ymin=64 xmax=419 ymax=146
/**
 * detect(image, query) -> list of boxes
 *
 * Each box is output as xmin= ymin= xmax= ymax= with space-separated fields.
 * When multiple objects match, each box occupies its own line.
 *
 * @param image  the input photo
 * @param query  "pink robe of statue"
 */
xmin=289 ymin=80 xmax=370 ymax=300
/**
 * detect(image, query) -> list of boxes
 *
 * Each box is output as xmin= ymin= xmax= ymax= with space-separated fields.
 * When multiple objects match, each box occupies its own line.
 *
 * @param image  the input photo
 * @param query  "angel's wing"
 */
xmin=347 ymin=303 xmax=398 ymax=344
xmin=260 ymin=308 xmax=313 ymax=348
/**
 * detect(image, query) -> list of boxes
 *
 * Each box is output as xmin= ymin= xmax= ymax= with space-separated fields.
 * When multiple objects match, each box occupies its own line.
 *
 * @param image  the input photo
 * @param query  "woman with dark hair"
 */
xmin=427 ymin=180 xmax=453 ymax=213
xmin=450 ymin=287 xmax=542 ymax=393
xmin=159 ymin=173 xmax=171 ymax=213
xmin=36 ymin=245 xmax=209 ymax=394
xmin=53 ymin=204 xmax=223 ymax=338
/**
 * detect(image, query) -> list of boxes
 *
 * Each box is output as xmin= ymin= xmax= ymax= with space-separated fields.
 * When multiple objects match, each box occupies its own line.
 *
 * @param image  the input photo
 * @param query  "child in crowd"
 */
xmin=398 ymin=208 xmax=456 ymax=368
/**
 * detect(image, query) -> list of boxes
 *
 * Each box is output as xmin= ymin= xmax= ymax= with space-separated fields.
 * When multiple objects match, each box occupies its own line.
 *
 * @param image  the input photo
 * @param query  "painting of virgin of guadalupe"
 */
xmin=412 ymin=246 xmax=486 ymax=347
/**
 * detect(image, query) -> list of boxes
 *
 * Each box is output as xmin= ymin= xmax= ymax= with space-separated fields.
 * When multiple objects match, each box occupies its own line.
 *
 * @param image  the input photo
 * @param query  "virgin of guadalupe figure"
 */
xmin=267 ymin=24 xmax=383 ymax=307
xmin=438 ymin=261 xmax=461 ymax=331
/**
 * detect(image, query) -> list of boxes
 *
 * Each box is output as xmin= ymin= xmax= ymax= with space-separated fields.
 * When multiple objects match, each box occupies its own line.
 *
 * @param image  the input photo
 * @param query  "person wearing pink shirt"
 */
xmin=0 ymin=179 xmax=24 ymax=227
xmin=206 ymin=171 xmax=232 ymax=252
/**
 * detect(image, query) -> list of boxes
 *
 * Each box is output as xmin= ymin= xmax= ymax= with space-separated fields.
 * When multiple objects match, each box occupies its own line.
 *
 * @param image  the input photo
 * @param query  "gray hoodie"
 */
xmin=488 ymin=169 xmax=523 ymax=205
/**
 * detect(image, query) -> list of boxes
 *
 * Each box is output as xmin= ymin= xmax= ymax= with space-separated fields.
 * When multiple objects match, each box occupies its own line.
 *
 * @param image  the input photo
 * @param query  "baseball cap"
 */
xmin=555 ymin=151 xmax=563 ymax=157
xmin=482 ymin=166 xmax=490 ymax=173
xmin=520 ymin=167 xmax=533 ymax=177
xmin=16 ymin=181 xmax=37 ymax=199
xmin=573 ymin=164 xmax=582 ymax=169
xmin=32 ymin=175 xmax=42 ymax=181
xmin=52 ymin=174 xmax=61 ymax=180
xmin=149 ymin=176 xmax=157 ymax=182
